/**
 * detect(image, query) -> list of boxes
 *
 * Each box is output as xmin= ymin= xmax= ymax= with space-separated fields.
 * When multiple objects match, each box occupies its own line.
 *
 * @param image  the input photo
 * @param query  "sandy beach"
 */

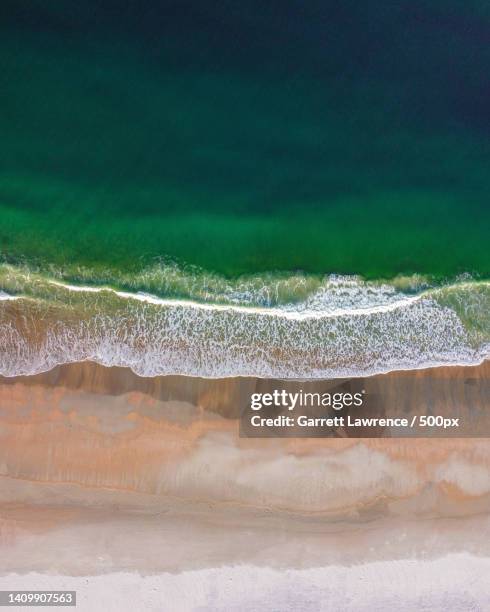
xmin=0 ymin=360 xmax=489 ymax=610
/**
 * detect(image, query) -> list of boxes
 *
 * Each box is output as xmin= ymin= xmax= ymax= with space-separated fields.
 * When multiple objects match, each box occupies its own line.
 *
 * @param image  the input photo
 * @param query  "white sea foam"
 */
xmin=0 ymin=267 xmax=488 ymax=378
xmin=49 ymin=278 xmax=422 ymax=319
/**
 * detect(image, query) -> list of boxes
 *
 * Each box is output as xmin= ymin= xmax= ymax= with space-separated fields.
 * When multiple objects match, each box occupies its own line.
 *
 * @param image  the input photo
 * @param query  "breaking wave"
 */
xmin=0 ymin=263 xmax=488 ymax=378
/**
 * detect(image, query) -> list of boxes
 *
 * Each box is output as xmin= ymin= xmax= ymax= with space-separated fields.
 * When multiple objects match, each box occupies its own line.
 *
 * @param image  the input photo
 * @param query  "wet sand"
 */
xmin=0 ymin=361 xmax=489 ymax=609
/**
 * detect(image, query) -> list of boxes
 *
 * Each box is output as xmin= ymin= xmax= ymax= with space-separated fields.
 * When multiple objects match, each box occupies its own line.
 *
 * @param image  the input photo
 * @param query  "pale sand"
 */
xmin=1 ymin=554 xmax=489 ymax=611
xmin=0 ymin=361 xmax=489 ymax=609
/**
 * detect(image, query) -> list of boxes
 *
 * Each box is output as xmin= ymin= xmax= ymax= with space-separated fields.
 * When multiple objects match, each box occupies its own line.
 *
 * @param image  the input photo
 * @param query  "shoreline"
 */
xmin=1 ymin=351 xmax=489 ymax=382
xmin=2 ymin=358 xmax=488 ymax=417
xmin=1 ymin=269 xmax=488 ymax=379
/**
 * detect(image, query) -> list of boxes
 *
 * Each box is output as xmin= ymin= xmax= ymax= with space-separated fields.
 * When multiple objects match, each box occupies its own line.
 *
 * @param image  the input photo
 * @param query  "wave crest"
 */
xmin=0 ymin=264 xmax=488 ymax=378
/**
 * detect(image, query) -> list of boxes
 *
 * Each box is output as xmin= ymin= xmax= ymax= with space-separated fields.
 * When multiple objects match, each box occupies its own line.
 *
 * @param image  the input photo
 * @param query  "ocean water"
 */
xmin=1 ymin=2 xmax=489 ymax=376
xmin=0 ymin=264 xmax=488 ymax=377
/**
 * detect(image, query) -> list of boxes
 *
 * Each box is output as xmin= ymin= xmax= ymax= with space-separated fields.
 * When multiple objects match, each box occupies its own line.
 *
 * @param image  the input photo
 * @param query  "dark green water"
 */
xmin=1 ymin=1 xmax=489 ymax=280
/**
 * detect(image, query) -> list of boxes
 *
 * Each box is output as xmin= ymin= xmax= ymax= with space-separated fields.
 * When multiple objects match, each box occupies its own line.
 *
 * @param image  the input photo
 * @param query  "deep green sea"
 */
xmin=1 ymin=1 xmax=489 ymax=281
xmin=0 ymin=2 xmax=489 ymax=378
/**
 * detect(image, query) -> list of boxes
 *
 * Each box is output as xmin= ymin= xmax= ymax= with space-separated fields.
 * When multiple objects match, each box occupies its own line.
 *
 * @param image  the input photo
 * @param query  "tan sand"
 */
xmin=0 ymin=360 xmax=488 ymax=583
